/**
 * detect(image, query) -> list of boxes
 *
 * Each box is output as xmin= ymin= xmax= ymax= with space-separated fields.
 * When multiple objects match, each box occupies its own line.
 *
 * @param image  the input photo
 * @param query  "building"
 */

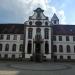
xmin=0 ymin=8 xmax=75 ymax=62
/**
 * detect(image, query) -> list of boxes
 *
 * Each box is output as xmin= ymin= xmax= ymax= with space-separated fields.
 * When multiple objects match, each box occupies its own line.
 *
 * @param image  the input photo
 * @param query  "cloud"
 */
xmin=58 ymin=10 xmax=66 ymax=24
xmin=0 ymin=0 xmax=66 ymax=24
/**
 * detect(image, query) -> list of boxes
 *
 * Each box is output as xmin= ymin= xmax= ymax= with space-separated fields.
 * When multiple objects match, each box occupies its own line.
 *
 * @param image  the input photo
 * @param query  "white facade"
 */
xmin=0 ymin=34 xmax=23 ymax=58
xmin=53 ymin=35 xmax=75 ymax=60
xmin=24 ymin=8 xmax=52 ymax=61
xmin=0 ymin=8 xmax=75 ymax=62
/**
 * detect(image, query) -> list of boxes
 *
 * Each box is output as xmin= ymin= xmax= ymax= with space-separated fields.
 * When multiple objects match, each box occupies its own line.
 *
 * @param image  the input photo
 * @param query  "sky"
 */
xmin=0 ymin=0 xmax=75 ymax=24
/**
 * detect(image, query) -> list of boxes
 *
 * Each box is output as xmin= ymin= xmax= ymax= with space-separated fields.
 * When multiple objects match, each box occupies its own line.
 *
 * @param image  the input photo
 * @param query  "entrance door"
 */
xmin=35 ymin=43 xmax=41 ymax=54
xmin=35 ymin=43 xmax=41 ymax=62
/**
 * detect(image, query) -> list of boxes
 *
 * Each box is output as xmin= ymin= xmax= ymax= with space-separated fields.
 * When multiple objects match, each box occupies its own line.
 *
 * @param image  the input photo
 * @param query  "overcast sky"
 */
xmin=0 ymin=0 xmax=75 ymax=24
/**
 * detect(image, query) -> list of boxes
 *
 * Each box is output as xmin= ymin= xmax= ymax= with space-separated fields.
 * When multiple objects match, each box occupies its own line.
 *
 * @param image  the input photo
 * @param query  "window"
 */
xmin=45 ymin=41 xmax=49 ymax=54
xmin=4 ymin=54 xmax=8 ymax=59
xmin=13 ymin=35 xmax=17 ymax=40
xmin=73 ymin=36 xmax=75 ymax=41
xmin=54 ymin=20 xmax=56 ymax=24
xmin=36 ymin=13 xmax=41 ymax=19
xmin=12 ymin=44 xmax=16 ymax=51
xmin=53 ymin=36 xmax=56 ymax=41
xmin=0 ymin=54 xmax=1 ymax=58
xmin=0 ymin=44 xmax=2 ymax=51
xmin=74 ymin=46 xmax=75 ymax=53
xmin=59 ymin=45 xmax=63 ymax=52
xmin=7 ymin=35 xmax=10 ymax=40
xmin=28 ymin=28 xmax=33 ymax=39
xmin=27 ymin=41 xmax=32 ymax=54
xmin=29 ymin=21 xmax=32 ymax=25
xmin=44 ymin=28 xmax=49 ymax=39
xmin=67 ymin=56 xmax=71 ymax=60
xmin=45 ymin=22 xmax=48 ymax=26
xmin=59 ymin=36 xmax=62 ymax=41
xmin=53 ymin=45 xmax=57 ymax=52
xmin=36 ymin=28 xmax=41 ymax=33
xmin=67 ymin=45 xmax=70 ymax=53
xmin=54 ymin=56 xmax=57 ymax=61
xmin=35 ymin=21 xmax=42 ymax=26
xmin=60 ymin=56 xmax=63 ymax=60
xmin=12 ymin=55 xmax=15 ymax=59
xmin=36 ymin=28 xmax=41 ymax=40
xmin=20 ymin=34 xmax=24 ymax=40
xmin=66 ymin=36 xmax=69 ymax=41
xmin=5 ymin=44 xmax=9 ymax=51
xmin=0 ymin=34 xmax=3 ymax=40
xmin=19 ymin=44 xmax=23 ymax=52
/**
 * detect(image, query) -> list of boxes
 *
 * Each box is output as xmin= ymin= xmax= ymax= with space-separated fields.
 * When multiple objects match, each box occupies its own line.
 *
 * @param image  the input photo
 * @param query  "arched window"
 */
xmin=44 ymin=28 xmax=49 ymax=39
xmin=12 ymin=44 xmax=16 ymax=51
xmin=0 ymin=44 xmax=2 ymax=51
xmin=59 ymin=45 xmax=63 ymax=52
xmin=45 ymin=41 xmax=49 ymax=54
xmin=28 ymin=28 xmax=33 ymax=39
xmin=19 ymin=44 xmax=23 ymax=52
xmin=67 ymin=45 xmax=70 ymax=53
xmin=27 ymin=41 xmax=32 ymax=54
xmin=5 ymin=44 xmax=9 ymax=51
xmin=53 ymin=45 xmax=57 ymax=52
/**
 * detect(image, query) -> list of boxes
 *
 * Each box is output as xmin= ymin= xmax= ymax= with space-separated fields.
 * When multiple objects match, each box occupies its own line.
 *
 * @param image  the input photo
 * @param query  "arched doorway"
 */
xmin=35 ymin=43 xmax=41 ymax=62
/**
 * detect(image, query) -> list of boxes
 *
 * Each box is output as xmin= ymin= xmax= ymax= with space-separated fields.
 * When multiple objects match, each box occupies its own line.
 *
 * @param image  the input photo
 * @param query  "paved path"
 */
xmin=0 ymin=62 xmax=75 ymax=75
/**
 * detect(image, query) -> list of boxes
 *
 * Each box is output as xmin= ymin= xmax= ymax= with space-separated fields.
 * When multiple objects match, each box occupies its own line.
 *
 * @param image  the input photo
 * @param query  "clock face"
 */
xmin=35 ymin=21 xmax=42 ymax=26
